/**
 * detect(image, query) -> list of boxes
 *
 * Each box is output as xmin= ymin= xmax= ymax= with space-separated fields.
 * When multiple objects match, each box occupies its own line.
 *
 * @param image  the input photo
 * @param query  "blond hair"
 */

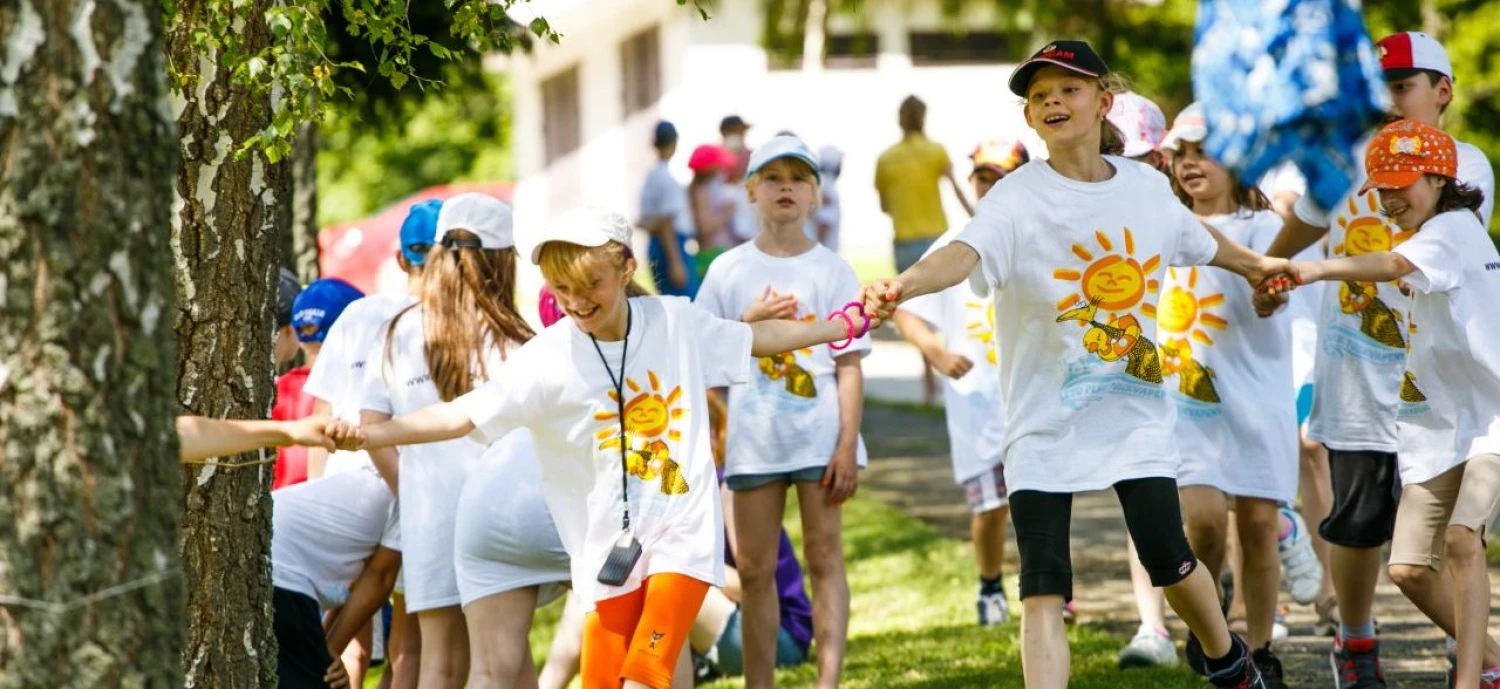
xmin=537 ymin=240 xmax=647 ymax=297
xmin=1021 ymin=70 xmax=1133 ymax=156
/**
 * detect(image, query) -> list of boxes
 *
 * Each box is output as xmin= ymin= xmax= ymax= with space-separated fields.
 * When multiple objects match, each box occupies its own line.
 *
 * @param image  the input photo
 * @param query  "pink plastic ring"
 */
xmin=829 ymin=311 xmax=856 ymax=351
xmin=841 ymin=301 xmax=873 ymax=338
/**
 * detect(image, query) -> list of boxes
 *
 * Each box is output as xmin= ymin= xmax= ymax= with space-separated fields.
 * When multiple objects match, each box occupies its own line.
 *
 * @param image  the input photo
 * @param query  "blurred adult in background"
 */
xmin=875 ymin=95 xmax=974 ymax=273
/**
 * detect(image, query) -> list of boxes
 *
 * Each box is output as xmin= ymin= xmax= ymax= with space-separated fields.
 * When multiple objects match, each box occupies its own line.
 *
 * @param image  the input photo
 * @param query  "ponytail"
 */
xmin=1101 ymin=120 xmax=1126 ymax=156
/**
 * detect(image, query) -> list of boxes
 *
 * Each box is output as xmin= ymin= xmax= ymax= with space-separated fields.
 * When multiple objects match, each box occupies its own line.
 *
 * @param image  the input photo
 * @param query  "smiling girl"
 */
xmin=695 ymin=136 xmax=867 ymax=689
xmin=1160 ymin=103 xmax=1298 ymax=686
xmin=1268 ymin=119 xmax=1500 ymax=689
xmin=330 ymin=207 xmax=872 ymax=689
xmin=863 ymin=40 xmax=1292 ymax=688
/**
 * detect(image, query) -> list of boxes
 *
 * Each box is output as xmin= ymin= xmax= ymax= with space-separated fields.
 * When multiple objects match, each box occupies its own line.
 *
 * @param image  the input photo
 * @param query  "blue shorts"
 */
xmin=1296 ymin=384 xmax=1315 ymax=427
xmin=648 ymin=233 xmax=699 ymax=298
xmin=712 ymin=607 xmax=809 ymax=676
xmin=893 ymin=238 xmax=938 ymax=274
xmin=726 ymin=466 xmax=828 ymax=492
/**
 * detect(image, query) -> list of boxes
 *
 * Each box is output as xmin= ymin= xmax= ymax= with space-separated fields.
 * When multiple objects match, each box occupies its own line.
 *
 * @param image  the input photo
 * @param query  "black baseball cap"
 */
xmin=1007 ymin=40 xmax=1109 ymax=97
xmin=719 ymin=115 xmax=750 ymax=134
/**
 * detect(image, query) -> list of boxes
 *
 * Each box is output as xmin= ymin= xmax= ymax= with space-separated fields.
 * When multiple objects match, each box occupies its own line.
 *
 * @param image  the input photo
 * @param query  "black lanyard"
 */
xmin=589 ymin=302 xmax=633 ymax=532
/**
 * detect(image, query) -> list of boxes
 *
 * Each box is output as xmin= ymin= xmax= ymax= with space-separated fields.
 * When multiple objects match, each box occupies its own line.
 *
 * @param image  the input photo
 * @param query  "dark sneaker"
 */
xmin=1187 ymin=631 xmax=1208 ymax=676
xmin=1330 ymin=636 xmax=1386 ymax=688
xmin=1208 ymin=637 xmax=1266 ymax=688
xmin=1251 ymin=645 xmax=1287 ymax=689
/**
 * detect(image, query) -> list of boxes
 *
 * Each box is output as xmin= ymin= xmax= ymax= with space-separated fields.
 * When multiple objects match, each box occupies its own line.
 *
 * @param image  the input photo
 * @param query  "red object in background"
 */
xmin=271 ymin=367 xmax=315 ymax=490
xmin=319 ymin=182 xmax=514 ymax=294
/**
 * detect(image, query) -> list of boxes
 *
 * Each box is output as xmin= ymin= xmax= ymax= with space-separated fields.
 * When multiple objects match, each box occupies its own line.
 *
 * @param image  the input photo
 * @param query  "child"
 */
xmin=695 ymin=135 xmax=868 ymax=689
xmin=273 ymin=277 xmax=365 ymax=489
xmin=1161 ymin=103 xmax=1299 ymax=686
xmin=639 ymin=121 xmax=697 ymax=297
xmin=688 ymin=144 xmax=737 ymax=274
xmin=1261 ymin=32 xmax=1496 ymax=683
xmin=890 ymin=136 xmax=1027 ymax=628
xmin=359 ymin=193 xmax=560 ymax=689
xmin=1268 ymin=119 xmax=1500 ymax=689
xmin=864 ymin=40 xmax=1292 ymax=688
xmin=329 ymin=206 xmax=872 ymax=689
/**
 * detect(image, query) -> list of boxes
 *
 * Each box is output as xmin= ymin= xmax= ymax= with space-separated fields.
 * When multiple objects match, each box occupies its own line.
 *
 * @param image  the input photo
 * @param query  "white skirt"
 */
xmin=454 ymin=430 xmax=570 ymax=608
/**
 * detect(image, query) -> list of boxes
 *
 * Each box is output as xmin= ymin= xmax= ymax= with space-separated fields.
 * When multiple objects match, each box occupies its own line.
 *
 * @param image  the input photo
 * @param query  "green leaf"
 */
xmin=390 ymin=71 xmax=409 ymax=89
xmin=429 ymin=43 xmax=450 ymax=59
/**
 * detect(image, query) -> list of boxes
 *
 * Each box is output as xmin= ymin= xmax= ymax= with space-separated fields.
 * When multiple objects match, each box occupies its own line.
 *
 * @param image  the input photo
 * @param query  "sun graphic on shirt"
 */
xmin=758 ymin=288 xmax=819 ymax=399
xmin=594 ymin=371 xmax=690 ymax=495
xmin=964 ymin=300 xmax=997 ymax=365
xmin=1334 ymin=194 xmax=1415 ymax=257
xmin=1052 ymin=228 xmax=1161 ymax=318
xmin=1155 ymin=267 xmax=1228 ymax=346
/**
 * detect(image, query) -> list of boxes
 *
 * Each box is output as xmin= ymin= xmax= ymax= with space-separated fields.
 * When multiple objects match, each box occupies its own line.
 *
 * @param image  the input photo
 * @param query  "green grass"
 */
xmin=365 ymin=494 xmax=1203 ymax=688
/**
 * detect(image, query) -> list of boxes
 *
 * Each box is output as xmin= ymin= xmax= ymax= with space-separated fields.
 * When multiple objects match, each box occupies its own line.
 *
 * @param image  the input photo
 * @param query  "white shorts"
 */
xmin=963 ymin=464 xmax=1009 ymax=514
xmin=454 ymin=431 xmax=571 ymax=608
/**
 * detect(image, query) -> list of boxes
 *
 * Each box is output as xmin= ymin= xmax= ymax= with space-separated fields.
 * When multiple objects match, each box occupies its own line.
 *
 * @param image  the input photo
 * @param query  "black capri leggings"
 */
xmin=1009 ymin=476 xmax=1198 ymax=601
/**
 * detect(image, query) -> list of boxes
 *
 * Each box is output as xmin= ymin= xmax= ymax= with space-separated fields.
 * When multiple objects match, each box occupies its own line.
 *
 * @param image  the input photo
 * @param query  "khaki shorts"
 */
xmin=1389 ymin=453 xmax=1500 ymax=570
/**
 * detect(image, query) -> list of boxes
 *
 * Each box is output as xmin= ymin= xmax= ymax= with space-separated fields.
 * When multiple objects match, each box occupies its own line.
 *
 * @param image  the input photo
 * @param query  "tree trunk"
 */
xmin=0 ymin=1 xmax=183 ymax=687
xmin=289 ymin=122 xmax=321 ymax=283
xmin=166 ymin=4 xmax=285 ymax=686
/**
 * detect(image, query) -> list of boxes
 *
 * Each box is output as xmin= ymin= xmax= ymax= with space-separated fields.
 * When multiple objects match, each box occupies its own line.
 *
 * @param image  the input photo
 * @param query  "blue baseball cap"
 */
xmin=746 ymin=135 xmax=821 ymax=183
xmin=399 ymin=199 xmax=443 ymax=266
xmin=291 ymin=278 xmax=365 ymax=343
xmin=653 ymin=121 xmax=678 ymax=147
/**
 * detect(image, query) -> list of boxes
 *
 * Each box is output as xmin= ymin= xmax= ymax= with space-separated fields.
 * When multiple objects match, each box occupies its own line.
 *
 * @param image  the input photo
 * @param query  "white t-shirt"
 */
xmin=1391 ymin=210 xmax=1500 ymax=484
xmin=271 ymin=466 xmax=400 ymax=609
xmin=1298 ymin=138 xmax=1494 ymax=452
xmin=955 ymin=157 xmax=1219 ymax=493
xmin=695 ymin=242 xmax=870 ymax=478
xmin=456 ymin=297 xmax=753 ymax=607
xmin=359 ymin=310 xmax=507 ymax=612
xmin=640 ymin=161 xmax=693 ymax=238
xmin=899 ymin=227 xmax=1005 ymax=484
xmin=304 ymin=292 xmax=414 ymax=475
xmin=1163 ymin=210 xmax=1299 ymax=502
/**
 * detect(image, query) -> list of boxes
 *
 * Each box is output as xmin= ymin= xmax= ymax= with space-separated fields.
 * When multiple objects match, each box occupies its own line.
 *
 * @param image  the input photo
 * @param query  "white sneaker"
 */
xmin=1272 ymin=609 xmax=1289 ymax=641
xmin=977 ymin=589 xmax=1010 ymax=626
xmin=1118 ymin=625 xmax=1179 ymax=669
xmin=1278 ymin=507 xmax=1323 ymax=605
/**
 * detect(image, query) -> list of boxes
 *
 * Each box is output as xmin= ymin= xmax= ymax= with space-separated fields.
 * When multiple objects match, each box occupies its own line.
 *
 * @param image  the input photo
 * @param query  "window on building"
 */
xmin=542 ymin=66 xmax=581 ymax=164
xmin=907 ymin=31 xmax=1028 ymax=66
xmin=621 ymin=27 xmax=661 ymax=116
xmin=825 ymin=32 xmax=879 ymax=69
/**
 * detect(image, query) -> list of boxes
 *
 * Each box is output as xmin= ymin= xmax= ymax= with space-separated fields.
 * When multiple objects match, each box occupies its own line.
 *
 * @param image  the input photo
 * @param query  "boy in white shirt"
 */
xmin=696 ymin=136 xmax=869 ymax=689
xmin=891 ymin=137 xmax=1027 ymax=628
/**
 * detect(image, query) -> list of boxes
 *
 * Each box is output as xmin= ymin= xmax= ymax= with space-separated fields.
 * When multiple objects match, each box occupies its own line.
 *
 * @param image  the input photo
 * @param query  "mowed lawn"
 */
xmin=366 ymin=493 xmax=1205 ymax=688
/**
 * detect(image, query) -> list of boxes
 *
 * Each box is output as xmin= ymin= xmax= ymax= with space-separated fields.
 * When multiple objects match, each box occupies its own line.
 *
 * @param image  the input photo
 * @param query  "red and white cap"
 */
xmin=1377 ymin=32 xmax=1453 ymax=82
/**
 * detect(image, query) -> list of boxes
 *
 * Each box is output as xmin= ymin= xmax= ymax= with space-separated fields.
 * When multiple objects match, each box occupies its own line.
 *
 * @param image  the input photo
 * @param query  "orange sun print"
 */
xmin=594 ymin=371 xmax=690 ymax=495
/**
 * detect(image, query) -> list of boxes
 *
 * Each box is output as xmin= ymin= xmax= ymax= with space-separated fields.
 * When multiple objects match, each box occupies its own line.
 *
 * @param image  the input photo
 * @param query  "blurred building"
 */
xmin=499 ymin=0 xmax=1042 ymax=275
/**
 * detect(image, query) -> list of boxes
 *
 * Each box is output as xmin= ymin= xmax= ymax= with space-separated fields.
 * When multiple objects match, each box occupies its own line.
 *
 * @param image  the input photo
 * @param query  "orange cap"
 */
xmin=1361 ymin=119 xmax=1457 ymax=194
xmin=971 ymin=138 xmax=1029 ymax=175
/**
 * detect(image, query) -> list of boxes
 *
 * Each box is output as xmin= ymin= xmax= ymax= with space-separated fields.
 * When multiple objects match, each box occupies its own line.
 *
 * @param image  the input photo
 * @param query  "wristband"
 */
xmin=828 ymin=311 xmax=856 ymax=351
xmin=842 ymin=301 xmax=873 ymax=338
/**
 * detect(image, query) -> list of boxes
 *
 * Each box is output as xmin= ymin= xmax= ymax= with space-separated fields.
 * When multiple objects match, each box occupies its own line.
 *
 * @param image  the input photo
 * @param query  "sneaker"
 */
xmin=977 ymin=588 xmax=1010 ymax=626
xmin=1119 ymin=625 xmax=1178 ymax=669
xmin=1062 ymin=600 xmax=1077 ymax=625
xmin=1330 ymin=635 xmax=1386 ymax=688
xmin=1271 ymin=609 xmax=1289 ymax=642
xmin=1277 ymin=507 xmax=1323 ymax=605
xmin=1315 ymin=597 xmax=1341 ymax=637
xmin=1208 ymin=637 xmax=1267 ymax=688
xmin=1252 ymin=645 xmax=1288 ymax=689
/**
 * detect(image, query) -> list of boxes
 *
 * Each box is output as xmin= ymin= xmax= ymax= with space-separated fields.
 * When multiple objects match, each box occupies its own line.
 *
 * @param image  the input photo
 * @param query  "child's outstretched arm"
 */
xmin=864 ymin=243 xmax=979 ymax=319
xmin=177 ymin=415 xmax=333 ymax=463
xmin=1202 ymin=222 xmax=1296 ymax=289
xmin=1291 ymin=253 xmax=1416 ymax=288
xmin=747 ymin=303 xmax=878 ymax=356
xmin=330 ymin=401 xmax=477 ymax=453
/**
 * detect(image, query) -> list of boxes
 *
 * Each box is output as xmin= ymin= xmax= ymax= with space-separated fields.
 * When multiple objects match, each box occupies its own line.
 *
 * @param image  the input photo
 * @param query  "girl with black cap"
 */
xmin=863 ymin=39 xmax=1291 ymax=688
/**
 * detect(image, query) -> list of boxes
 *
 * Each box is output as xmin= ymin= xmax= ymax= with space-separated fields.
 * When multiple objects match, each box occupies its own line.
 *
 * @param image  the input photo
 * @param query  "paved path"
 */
xmin=858 ymin=337 xmax=1476 ymax=688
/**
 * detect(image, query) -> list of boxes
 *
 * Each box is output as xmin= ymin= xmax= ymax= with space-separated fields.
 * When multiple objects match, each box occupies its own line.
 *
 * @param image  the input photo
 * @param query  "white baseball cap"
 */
xmin=1378 ymin=31 xmax=1453 ymax=82
xmin=436 ymin=193 xmax=514 ymax=249
xmin=529 ymin=207 xmax=634 ymax=264
xmin=1160 ymin=102 xmax=1208 ymax=153
xmin=1106 ymin=91 xmax=1167 ymax=159
xmin=747 ymin=135 xmax=821 ymax=183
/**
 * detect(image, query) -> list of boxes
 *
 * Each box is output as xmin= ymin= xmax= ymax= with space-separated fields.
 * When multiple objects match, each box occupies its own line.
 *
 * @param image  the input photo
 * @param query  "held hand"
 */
xmin=325 ymin=419 xmax=366 ymax=452
xmin=742 ymin=286 xmax=800 ymax=322
xmin=932 ymin=351 xmax=975 ymax=379
xmin=1244 ymin=256 xmax=1292 ymax=291
xmin=823 ymin=447 xmax=859 ymax=505
xmin=282 ymin=416 xmax=335 ymax=450
xmin=861 ymin=278 xmax=905 ymax=321
xmin=324 ymin=655 xmax=351 ymax=689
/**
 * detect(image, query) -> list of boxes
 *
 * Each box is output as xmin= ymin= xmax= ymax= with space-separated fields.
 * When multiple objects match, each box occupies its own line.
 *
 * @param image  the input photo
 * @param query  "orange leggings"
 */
xmin=581 ymin=573 xmax=709 ymax=689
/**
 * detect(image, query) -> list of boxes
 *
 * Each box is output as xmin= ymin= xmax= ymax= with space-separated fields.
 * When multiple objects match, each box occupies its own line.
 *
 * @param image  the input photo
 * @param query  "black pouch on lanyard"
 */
xmin=591 ymin=303 xmax=642 ymax=586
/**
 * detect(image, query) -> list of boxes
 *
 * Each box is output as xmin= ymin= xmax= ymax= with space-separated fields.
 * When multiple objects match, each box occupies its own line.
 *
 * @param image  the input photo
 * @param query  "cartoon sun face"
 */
xmin=1155 ymin=267 xmax=1227 ymax=345
xmin=964 ymin=299 xmax=997 ymax=365
xmin=1054 ymin=228 xmax=1160 ymax=316
xmin=595 ymin=371 xmax=684 ymax=443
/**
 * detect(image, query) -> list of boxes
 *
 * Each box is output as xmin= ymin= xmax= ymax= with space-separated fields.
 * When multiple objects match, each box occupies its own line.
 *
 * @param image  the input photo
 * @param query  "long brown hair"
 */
xmin=386 ymin=229 xmax=535 ymax=401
